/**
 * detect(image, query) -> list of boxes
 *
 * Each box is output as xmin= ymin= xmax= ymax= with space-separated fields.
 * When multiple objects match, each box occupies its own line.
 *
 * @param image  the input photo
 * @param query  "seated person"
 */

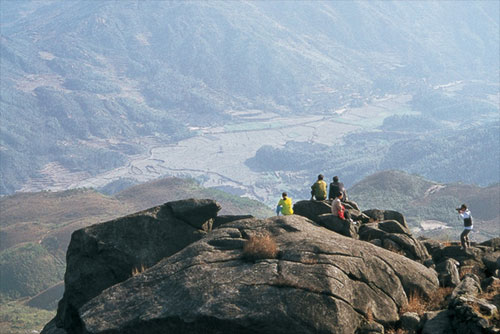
xmin=328 ymin=176 xmax=347 ymax=201
xmin=276 ymin=192 xmax=294 ymax=216
xmin=311 ymin=174 xmax=327 ymax=201
xmin=331 ymin=192 xmax=353 ymax=222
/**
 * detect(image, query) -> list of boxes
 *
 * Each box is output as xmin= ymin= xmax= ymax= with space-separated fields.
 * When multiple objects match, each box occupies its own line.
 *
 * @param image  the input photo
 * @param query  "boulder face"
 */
xmin=293 ymin=199 xmax=430 ymax=263
xmin=76 ymin=215 xmax=439 ymax=334
xmin=50 ymin=199 xmax=224 ymax=332
xmin=362 ymin=209 xmax=409 ymax=229
xmin=292 ymin=199 xmax=332 ymax=221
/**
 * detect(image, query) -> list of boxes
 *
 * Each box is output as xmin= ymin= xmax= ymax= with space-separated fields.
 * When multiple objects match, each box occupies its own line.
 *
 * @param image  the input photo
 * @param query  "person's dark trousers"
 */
xmin=460 ymin=229 xmax=471 ymax=249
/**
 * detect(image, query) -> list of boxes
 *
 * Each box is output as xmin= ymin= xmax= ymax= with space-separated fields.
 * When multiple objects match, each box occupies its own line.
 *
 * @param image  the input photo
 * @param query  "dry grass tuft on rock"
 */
xmin=400 ymin=291 xmax=427 ymax=316
xmin=400 ymin=287 xmax=453 ymax=316
xmin=132 ymin=264 xmax=146 ymax=276
xmin=243 ymin=234 xmax=278 ymax=261
xmin=426 ymin=287 xmax=453 ymax=310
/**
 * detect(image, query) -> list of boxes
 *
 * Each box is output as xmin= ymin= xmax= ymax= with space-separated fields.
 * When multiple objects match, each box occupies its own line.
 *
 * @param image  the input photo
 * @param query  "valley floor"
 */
xmin=21 ymin=94 xmax=412 ymax=206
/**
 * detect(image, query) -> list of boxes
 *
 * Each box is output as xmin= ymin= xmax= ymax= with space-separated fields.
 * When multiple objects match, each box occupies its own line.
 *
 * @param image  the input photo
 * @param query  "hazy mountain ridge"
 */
xmin=1 ymin=0 xmax=499 ymax=194
xmin=349 ymin=170 xmax=500 ymax=241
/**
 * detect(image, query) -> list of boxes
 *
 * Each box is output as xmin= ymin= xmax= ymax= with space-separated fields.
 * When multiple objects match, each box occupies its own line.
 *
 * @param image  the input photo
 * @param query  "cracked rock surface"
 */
xmin=78 ymin=215 xmax=438 ymax=334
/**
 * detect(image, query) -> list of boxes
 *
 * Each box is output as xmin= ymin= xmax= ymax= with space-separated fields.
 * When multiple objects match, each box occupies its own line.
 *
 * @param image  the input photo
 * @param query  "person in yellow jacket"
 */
xmin=310 ymin=174 xmax=327 ymax=200
xmin=276 ymin=192 xmax=294 ymax=216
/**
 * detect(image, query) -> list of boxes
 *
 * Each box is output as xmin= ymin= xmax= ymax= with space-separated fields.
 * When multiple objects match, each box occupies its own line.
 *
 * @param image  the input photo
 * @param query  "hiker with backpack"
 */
xmin=276 ymin=192 xmax=294 ymax=216
xmin=310 ymin=174 xmax=328 ymax=201
xmin=456 ymin=204 xmax=473 ymax=250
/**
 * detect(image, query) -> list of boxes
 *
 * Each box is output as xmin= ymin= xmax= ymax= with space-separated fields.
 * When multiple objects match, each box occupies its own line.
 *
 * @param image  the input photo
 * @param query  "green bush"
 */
xmin=0 ymin=243 xmax=64 ymax=299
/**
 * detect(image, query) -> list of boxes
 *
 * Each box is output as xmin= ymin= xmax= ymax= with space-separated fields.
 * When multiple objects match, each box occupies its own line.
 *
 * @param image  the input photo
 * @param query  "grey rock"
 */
xmin=362 ymin=209 xmax=408 ymax=229
xmin=41 ymin=319 xmax=68 ymax=334
xmin=422 ymin=310 xmax=452 ymax=334
xmin=481 ymin=276 xmax=499 ymax=291
xmin=44 ymin=199 xmax=219 ymax=333
xmin=435 ymin=258 xmax=460 ymax=287
xmin=431 ymin=245 xmax=484 ymax=264
xmin=482 ymin=251 xmax=500 ymax=275
xmin=481 ymin=237 xmax=500 ymax=251
xmin=348 ymin=208 xmax=366 ymax=222
xmin=166 ymin=198 xmax=221 ymax=230
xmin=400 ymin=312 xmax=421 ymax=334
xmin=378 ymin=220 xmax=411 ymax=235
xmin=359 ymin=223 xmax=387 ymax=241
xmin=77 ymin=215 xmax=439 ymax=334
xmin=359 ymin=224 xmax=430 ymax=262
xmin=382 ymin=238 xmax=402 ymax=252
xmin=293 ymin=199 xmax=332 ymax=222
xmin=317 ymin=213 xmax=358 ymax=238
xmin=420 ymin=238 xmax=445 ymax=258
xmin=213 ymin=215 xmax=254 ymax=229
xmin=449 ymin=295 xmax=498 ymax=333
xmin=451 ymin=274 xmax=482 ymax=300
xmin=423 ymin=259 xmax=435 ymax=269
xmin=355 ymin=320 xmax=384 ymax=334
xmin=385 ymin=233 xmax=430 ymax=262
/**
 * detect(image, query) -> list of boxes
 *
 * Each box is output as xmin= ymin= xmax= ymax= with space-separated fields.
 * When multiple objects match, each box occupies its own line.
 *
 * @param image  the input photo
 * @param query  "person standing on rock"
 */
xmin=331 ymin=192 xmax=353 ymax=222
xmin=276 ymin=192 xmax=294 ymax=216
xmin=457 ymin=204 xmax=473 ymax=250
xmin=328 ymin=176 xmax=347 ymax=201
xmin=311 ymin=174 xmax=328 ymax=201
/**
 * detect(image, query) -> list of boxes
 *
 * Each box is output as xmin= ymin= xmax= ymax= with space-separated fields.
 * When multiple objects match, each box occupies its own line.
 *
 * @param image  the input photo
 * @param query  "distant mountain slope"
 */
xmin=0 ymin=177 xmax=272 ymax=309
xmin=115 ymin=177 xmax=274 ymax=217
xmin=1 ymin=0 xmax=499 ymax=194
xmin=248 ymin=120 xmax=500 ymax=192
xmin=349 ymin=170 xmax=500 ymax=241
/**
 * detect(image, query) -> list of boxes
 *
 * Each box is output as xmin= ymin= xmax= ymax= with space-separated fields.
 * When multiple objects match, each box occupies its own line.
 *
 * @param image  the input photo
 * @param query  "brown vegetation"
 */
xmin=459 ymin=265 xmax=484 ymax=280
xmin=242 ymin=234 xmax=278 ymax=261
xmin=386 ymin=329 xmax=408 ymax=334
xmin=132 ymin=264 xmax=146 ymax=276
xmin=400 ymin=287 xmax=453 ymax=316
xmin=365 ymin=307 xmax=374 ymax=322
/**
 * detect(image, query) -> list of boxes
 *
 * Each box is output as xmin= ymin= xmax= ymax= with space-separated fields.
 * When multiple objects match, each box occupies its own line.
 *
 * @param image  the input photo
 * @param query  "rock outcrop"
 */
xmin=77 ymin=215 xmax=438 ymax=334
xmin=46 ymin=199 xmax=248 ymax=333
xmin=42 ymin=198 xmax=499 ymax=334
xmin=293 ymin=200 xmax=430 ymax=262
xmin=43 ymin=203 xmax=439 ymax=334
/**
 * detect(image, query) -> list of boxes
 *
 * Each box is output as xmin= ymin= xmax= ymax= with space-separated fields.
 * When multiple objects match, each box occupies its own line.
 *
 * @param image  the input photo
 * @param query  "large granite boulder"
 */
xmin=448 ymin=274 xmax=498 ymax=333
xmin=44 ymin=199 xmax=223 ymax=333
xmin=482 ymin=251 xmax=500 ymax=276
xmin=435 ymin=258 xmax=461 ymax=287
xmin=166 ymin=198 xmax=221 ymax=230
xmin=422 ymin=310 xmax=453 ymax=334
xmin=359 ymin=221 xmax=430 ymax=262
xmin=74 ymin=215 xmax=438 ymax=334
xmin=362 ymin=209 xmax=409 ymax=229
xmin=292 ymin=199 xmax=332 ymax=221
xmin=481 ymin=237 xmax=500 ymax=251
xmin=316 ymin=213 xmax=359 ymax=238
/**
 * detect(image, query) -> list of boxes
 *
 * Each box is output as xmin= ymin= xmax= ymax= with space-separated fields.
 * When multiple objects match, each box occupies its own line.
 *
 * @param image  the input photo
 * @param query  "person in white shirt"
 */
xmin=457 ymin=204 xmax=473 ymax=250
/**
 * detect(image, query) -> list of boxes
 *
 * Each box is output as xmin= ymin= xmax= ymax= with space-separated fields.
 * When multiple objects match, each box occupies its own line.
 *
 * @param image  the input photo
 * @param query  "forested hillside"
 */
xmin=1 ymin=1 xmax=499 ymax=194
